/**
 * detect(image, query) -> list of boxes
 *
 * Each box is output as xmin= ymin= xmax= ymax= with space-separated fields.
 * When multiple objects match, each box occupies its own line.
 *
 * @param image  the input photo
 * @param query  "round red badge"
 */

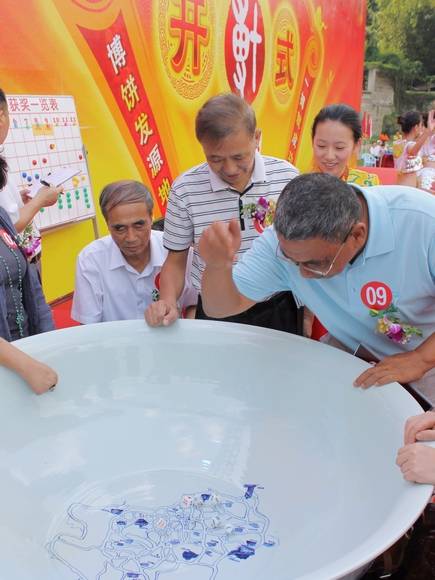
xmin=360 ymin=282 xmax=392 ymax=310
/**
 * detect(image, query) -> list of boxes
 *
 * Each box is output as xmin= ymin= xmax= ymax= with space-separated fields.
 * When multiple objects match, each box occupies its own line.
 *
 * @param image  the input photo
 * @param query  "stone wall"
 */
xmin=361 ymin=68 xmax=395 ymax=136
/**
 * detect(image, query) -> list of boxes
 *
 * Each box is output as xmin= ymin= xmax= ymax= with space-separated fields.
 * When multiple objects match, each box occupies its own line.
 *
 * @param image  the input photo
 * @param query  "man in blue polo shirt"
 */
xmin=198 ymin=173 xmax=435 ymax=392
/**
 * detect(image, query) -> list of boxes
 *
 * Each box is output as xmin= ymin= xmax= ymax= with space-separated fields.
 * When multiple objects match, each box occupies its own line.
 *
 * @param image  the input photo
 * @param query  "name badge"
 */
xmin=360 ymin=281 xmax=393 ymax=310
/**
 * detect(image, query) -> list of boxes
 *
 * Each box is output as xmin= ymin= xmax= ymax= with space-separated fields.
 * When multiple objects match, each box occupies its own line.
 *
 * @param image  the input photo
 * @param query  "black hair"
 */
xmin=312 ymin=103 xmax=362 ymax=143
xmin=99 ymin=180 xmax=154 ymax=220
xmin=0 ymin=88 xmax=8 ymax=190
xmin=151 ymin=217 xmax=165 ymax=231
xmin=274 ymin=173 xmax=361 ymax=243
xmin=397 ymin=111 xmax=422 ymax=135
xmin=195 ymin=93 xmax=256 ymax=142
xmin=422 ymin=112 xmax=428 ymax=129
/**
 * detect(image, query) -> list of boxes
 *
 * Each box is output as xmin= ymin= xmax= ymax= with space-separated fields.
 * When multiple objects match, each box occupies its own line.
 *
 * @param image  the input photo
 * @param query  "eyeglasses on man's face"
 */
xmin=275 ymin=225 xmax=354 ymax=278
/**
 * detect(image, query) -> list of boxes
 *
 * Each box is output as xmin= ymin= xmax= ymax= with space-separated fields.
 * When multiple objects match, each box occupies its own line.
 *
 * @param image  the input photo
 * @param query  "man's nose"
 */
xmin=124 ymin=227 xmax=137 ymax=242
xmin=222 ymin=158 xmax=238 ymax=175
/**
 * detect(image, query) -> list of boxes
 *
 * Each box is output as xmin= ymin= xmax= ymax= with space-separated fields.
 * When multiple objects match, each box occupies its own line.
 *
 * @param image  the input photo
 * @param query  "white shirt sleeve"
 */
xmin=0 ymin=175 xmax=22 ymax=225
xmin=179 ymin=247 xmax=199 ymax=308
xmin=71 ymin=251 xmax=104 ymax=324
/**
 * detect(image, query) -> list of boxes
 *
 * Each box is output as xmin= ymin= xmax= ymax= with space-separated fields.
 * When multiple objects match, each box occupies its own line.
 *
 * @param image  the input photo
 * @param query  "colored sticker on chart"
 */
xmin=0 ymin=228 xmax=17 ymax=249
xmin=360 ymin=281 xmax=392 ymax=310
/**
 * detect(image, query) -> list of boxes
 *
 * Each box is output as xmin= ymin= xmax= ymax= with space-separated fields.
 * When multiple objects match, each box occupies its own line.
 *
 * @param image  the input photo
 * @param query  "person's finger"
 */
xmin=396 ymin=447 xmax=410 ymax=467
xmin=404 ymin=415 xmax=422 ymax=444
xmin=354 ymin=367 xmax=393 ymax=388
xmin=372 ymin=373 xmax=396 ymax=386
xmin=228 ymin=218 xmax=241 ymax=238
xmin=353 ymin=365 xmax=380 ymax=386
xmin=416 ymin=429 xmax=435 ymax=441
xmin=405 ymin=414 xmax=435 ymax=444
xmin=402 ymin=468 xmax=416 ymax=482
xmin=145 ymin=302 xmax=166 ymax=326
xmin=163 ymin=305 xmax=178 ymax=326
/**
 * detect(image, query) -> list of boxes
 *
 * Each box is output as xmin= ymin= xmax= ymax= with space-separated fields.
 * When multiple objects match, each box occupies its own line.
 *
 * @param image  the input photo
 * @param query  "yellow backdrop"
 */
xmin=0 ymin=0 xmax=366 ymax=302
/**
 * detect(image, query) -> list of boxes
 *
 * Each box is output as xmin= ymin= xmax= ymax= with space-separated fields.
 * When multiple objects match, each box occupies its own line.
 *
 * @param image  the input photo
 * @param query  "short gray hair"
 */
xmin=274 ymin=173 xmax=361 ymax=243
xmin=99 ymin=180 xmax=154 ymax=220
xmin=195 ymin=93 xmax=256 ymax=142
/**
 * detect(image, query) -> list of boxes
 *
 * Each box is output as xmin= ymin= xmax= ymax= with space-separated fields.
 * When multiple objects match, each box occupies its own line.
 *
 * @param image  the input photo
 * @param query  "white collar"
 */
xmin=208 ymin=150 xmax=267 ymax=192
xmin=108 ymin=231 xmax=164 ymax=275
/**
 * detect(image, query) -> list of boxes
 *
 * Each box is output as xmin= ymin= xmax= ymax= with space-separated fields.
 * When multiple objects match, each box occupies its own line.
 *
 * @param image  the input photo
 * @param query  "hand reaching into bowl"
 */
xmin=396 ymin=411 xmax=435 ymax=484
xmin=0 ymin=338 xmax=58 ymax=395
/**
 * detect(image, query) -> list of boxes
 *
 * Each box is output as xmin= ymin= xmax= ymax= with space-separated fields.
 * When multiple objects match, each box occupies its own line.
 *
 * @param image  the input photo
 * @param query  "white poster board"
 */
xmin=3 ymin=94 xmax=95 ymax=231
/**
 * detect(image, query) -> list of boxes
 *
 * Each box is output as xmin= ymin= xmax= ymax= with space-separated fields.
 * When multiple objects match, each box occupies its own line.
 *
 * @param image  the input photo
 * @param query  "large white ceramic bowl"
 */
xmin=0 ymin=320 xmax=431 ymax=580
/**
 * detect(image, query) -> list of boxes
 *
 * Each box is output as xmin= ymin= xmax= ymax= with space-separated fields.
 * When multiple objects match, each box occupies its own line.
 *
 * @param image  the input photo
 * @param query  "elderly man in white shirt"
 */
xmin=72 ymin=180 xmax=197 ymax=324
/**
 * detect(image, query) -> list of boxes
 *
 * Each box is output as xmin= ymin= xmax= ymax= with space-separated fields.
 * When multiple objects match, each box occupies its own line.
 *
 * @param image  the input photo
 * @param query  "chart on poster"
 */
xmin=3 ymin=94 xmax=95 ymax=230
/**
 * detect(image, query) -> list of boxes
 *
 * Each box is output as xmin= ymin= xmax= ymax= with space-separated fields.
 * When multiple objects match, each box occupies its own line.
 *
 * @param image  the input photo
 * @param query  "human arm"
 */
xmin=178 ymin=247 xmax=198 ymax=310
xmin=144 ymin=249 xmax=189 ymax=326
xmin=14 ymin=185 xmax=63 ymax=233
xmin=353 ymin=332 xmax=435 ymax=388
xmin=396 ymin=443 xmax=435 ymax=484
xmin=199 ymin=219 xmax=256 ymax=317
xmin=71 ymin=253 xmax=104 ymax=324
xmin=0 ymin=338 xmax=58 ymax=395
xmin=407 ymin=110 xmax=435 ymax=158
xmin=404 ymin=411 xmax=435 ymax=445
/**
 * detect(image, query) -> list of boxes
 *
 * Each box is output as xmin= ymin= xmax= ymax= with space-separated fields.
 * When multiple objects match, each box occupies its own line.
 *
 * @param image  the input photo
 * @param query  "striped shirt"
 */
xmin=164 ymin=151 xmax=299 ymax=288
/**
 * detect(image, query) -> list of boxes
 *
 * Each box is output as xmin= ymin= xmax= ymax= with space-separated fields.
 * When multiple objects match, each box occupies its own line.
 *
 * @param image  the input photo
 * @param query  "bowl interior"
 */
xmin=0 ymin=320 xmax=430 ymax=580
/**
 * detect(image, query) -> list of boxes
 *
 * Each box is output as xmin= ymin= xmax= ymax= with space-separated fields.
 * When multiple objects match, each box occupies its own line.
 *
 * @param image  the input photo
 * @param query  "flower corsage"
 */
xmin=370 ymin=304 xmax=423 ymax=344
xmin=242 ymin=196 xmax=277 ymax=233
xmin=17 ymin=224 xmax=41 ymax=259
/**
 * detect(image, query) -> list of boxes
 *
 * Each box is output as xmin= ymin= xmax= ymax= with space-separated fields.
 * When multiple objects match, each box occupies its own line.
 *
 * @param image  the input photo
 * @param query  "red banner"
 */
xmin=79 ymin=11 xmax=173 ymax=215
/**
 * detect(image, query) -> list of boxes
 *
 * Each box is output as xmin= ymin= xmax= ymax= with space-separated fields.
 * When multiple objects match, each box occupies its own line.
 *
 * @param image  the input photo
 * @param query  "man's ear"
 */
xmin=254 ymin=129 xmax=262 ymax=151
xmin=350 ymin=222 xmax=367 ymax=247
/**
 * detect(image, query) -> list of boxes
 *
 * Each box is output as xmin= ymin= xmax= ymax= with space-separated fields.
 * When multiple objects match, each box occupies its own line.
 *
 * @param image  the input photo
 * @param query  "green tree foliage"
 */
xmin=365 ymin=0 xmax=380 ymax=61
xmin=376 ymin=0 xmax=435 ymax=77
xmin=365 ymin=0 xmax=435 ymax=111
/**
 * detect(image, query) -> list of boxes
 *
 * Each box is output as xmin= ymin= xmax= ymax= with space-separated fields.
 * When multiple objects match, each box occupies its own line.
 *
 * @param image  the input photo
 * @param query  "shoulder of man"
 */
xmin=150 ymin=229 xmax=164 ymax=247
xmin=78 ymin=235 xmax=114 ymax=261
xmin=261 ymin=155 xmax=299 ymax=175
xmin=171 ymin=161 xmax=210 ymax=191
xmin=367 ymin=184 xmax=435 ymax=218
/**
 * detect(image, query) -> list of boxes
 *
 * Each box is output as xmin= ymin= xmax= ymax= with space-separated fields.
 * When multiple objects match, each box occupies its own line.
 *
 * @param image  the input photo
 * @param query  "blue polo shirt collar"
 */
xmin=208 ymin=150 xmax=267 ymax=193
xmin=353 ymin=185 xmax=395 ymax=260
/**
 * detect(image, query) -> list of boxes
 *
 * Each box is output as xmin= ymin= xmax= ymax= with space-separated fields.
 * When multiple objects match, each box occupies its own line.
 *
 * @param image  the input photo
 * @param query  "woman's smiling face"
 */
xmin=312 ymin=119 xmax=360 ymax=178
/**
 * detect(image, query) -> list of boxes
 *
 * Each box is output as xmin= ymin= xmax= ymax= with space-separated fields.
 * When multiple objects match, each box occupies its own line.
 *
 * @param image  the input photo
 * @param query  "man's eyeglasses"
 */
xmin=275 ymin=224 xmax=355 ymax=278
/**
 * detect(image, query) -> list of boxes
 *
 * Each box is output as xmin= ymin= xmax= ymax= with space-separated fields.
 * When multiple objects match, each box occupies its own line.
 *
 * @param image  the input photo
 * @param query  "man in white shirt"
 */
xmin=71 ymin=180 xmax=197 ymax=324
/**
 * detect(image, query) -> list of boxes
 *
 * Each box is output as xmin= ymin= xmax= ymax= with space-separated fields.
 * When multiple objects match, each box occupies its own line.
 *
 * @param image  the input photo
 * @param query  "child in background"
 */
xmin=393 ymin=110 xmax=434 ymax=188
xmin=419 ymin=110 xmax=435 ymax=194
